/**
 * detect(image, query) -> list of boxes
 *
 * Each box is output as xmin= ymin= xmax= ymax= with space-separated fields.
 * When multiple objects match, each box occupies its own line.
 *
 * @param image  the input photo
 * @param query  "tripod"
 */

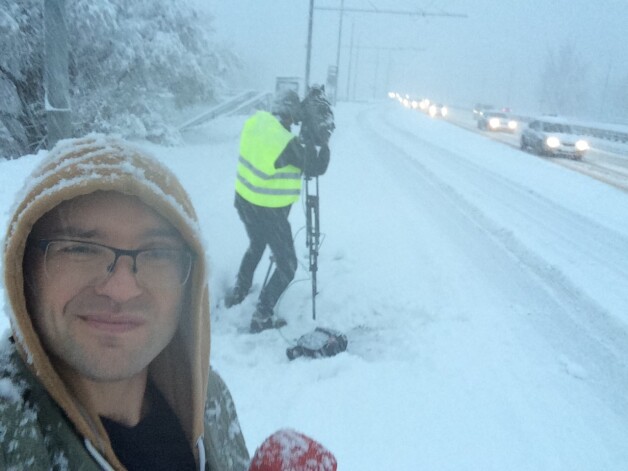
xmin=305 ymin=175 xmax=320 ymax=320
xmin=259 ymin=175 xmax=319 ymax=320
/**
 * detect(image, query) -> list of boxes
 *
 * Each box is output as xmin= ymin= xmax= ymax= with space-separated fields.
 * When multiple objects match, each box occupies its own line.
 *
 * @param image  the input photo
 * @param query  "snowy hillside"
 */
xmin=2 ymin=101 xmax=628 ymax=470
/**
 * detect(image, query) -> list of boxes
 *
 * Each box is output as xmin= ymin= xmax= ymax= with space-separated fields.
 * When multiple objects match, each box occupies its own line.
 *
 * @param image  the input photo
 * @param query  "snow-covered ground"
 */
xmin=2 ymin=101 xmax=628 ymax=470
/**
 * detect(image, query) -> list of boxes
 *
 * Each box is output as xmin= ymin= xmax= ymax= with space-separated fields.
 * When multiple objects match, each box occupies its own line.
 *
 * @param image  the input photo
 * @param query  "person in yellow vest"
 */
xmin=225 ymin=89 xmax=331 ymax=333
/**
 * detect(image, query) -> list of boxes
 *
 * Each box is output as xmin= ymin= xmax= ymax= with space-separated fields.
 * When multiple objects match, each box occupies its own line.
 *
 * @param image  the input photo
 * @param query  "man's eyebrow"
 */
xmin=43 ymin=227 xmax=182 ymax=240
xmin=141 ymin=227 xmax=183 ymax=240
xmin=45 ymin=227 xmax=100 ymax=239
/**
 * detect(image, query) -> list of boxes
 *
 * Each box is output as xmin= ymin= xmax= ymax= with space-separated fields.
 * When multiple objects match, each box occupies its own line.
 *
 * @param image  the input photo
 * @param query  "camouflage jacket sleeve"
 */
xmin=0 ymin=346 xmax=102 ymax=471
xmin=203 ymin=369 xmax=250 ymax=471
xmin=0 ymin=392 xmax=52 ymax=471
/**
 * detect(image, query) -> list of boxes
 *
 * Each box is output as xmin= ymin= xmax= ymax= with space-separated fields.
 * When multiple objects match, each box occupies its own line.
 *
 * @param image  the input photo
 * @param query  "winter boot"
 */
xmin=224 ymin=285 xmax=248 ymax=308
xmin=250 ymin=306 xmax=287 ymax=334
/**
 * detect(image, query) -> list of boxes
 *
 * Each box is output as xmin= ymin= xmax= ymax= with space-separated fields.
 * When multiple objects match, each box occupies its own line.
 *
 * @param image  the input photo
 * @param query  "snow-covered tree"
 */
xmin=537 ymin=42 xmax=590 ymax=118
xmin=0 ymin=0 xmax=240 ymax=157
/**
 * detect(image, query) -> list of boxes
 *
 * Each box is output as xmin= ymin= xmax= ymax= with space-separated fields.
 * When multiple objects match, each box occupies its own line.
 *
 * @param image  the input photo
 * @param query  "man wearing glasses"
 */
xmin=1 ymin=136 xmax=249 ymax=470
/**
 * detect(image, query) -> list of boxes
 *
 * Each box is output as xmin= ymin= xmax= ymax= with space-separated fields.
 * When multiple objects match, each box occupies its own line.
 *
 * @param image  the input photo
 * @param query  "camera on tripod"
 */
xmin=300 ymin=84 xmax=335 ymax=148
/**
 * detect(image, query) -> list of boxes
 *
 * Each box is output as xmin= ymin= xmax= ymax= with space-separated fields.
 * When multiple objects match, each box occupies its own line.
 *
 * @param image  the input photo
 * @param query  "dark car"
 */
xmin=520 ymin=118 xmax=589 ymax=159
xmin=473 ymin=103 xmax=493 ymax=120
xmin=477 ymin=111 xmax=518 ymax=133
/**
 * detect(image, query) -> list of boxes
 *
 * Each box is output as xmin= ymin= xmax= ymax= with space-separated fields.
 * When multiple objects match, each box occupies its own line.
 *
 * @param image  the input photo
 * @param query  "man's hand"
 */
xmin=319 ymin=144 xmax=330 ymax=162
xmin=303 ymin=143 xmax=330 ymax=178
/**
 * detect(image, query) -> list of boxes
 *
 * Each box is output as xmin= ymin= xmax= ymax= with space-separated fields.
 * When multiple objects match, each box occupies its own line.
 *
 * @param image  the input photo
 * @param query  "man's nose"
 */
xmin=94 ymin=255 xmax=143 ymax=301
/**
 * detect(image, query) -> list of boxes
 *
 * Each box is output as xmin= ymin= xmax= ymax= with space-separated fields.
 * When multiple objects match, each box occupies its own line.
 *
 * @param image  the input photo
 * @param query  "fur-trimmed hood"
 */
xmin=3 ymin=135 xmax=211 ymax=469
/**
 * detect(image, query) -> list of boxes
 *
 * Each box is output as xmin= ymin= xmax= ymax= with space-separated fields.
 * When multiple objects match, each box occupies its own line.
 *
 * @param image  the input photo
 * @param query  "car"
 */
xmin=418 ymin=98 xmax=430 ymax=111
xmin=477 ymin=111 xmax=518 ymax=133
xmin=520 ymin=118 xmax=589 ymax=159
xmin=428 ymin=103 xmax=448 ymax=118
xmin=473 ymin=103 xmax=493 ymax=119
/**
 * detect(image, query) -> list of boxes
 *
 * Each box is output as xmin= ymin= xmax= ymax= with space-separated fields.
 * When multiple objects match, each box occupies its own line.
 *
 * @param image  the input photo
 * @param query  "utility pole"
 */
xmin=345 ymin=21 xmax=354 ymax=100
xmin=332 ymin=0 xmax=344 ymax=104
xmin=352 ymin=38 xmax=360 ymax=101
xmin=44 ymin=0 xmax=72 ymax=148
xmin=304 ymin=0 xmax=315 ymax=89
xmin=373 ymin=48 xmax=380 ymax=99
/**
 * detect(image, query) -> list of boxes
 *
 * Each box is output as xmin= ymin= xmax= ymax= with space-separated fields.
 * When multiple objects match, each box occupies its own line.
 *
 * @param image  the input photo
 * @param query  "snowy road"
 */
xmin=2 ymin=101 xmax=628 ymax=469
xmin=355 ymin=103 xmax=628 ymax=416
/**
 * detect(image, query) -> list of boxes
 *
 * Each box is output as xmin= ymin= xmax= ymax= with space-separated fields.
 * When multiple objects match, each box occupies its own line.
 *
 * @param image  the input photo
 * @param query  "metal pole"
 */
xmin=44 ymin=0 xmax=72 ymax=148
xmin=305 ymin=0 xmax=315 ymax=89
xmin=333 ymin=0 xmax=344 ymax=104
xmin=305 ymin=175 xmax=320 ymax=320
xmin=345 ymin=21 xmax=354 ymax=100
xmin=373 ymin=49 xmax=380 ymax=99
xmin=352 ymin=36 xmax=360 ymax=101
xmin=385 ymin=55 xmax=392 ymax=94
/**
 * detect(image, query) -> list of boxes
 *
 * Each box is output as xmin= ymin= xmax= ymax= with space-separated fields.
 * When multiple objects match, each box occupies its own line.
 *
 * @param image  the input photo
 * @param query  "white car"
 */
xmin=520 ymin=118 xmax=589 ymax=159
xmin=477 ymin=111 xmax=517 ymax=133
xmin=428 ymin=103 xmax=448 ymax=118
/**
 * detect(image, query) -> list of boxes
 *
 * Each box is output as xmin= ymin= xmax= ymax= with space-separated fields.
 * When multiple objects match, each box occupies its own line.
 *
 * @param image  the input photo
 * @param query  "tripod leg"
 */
xmin=305 ymin=176 xmax=320 ymax=320
xmin=262 ymin=256 xmax=274 ymax=289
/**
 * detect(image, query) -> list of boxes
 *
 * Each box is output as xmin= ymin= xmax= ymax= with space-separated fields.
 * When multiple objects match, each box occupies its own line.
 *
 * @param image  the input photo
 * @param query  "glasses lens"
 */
xmin=136 ymin=249 xmax=193 ymax=287
xmin=44 ymin=240 xmax=113 ymax=283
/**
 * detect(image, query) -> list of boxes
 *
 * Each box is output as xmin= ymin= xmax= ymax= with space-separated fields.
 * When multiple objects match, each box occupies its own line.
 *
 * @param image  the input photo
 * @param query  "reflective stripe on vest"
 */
xmin=235 ymin=111 xmax=303 ymax=208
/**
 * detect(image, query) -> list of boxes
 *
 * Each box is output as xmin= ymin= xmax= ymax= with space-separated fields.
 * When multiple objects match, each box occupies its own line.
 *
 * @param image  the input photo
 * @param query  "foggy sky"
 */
xmin=205 ymin=0 xmax=628 ymax=120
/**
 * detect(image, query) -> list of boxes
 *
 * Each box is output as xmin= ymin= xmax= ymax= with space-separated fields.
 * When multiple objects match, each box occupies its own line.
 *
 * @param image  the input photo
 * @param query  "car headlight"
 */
xmin=546 ymin=136 xmax=560 ymax=148
xmin=428 ymin=105 xmax=436 ymax=116
xmin=575 ymin=140 xmax=589 ymax=151
xmin=441 ymin=107 xmax=448 ymax=117
xmin=489 ymin=118 xmax=499 ymax=128
xmin=508 ymin=120 xmax=517 ymax=130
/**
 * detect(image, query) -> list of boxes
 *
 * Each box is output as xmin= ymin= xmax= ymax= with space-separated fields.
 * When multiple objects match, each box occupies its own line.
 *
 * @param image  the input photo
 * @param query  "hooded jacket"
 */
xmin=0 ymin=135 xmax=249 ymax=470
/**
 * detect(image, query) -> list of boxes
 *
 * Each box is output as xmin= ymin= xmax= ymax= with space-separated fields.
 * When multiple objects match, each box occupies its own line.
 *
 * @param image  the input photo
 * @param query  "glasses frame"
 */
xmin=35 ymin=238 xmax=194 ymax=286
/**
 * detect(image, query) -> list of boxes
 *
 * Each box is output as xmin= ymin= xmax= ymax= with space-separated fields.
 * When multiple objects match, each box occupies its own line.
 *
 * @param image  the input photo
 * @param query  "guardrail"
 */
xmin=224 ymin=91 xmax=272 ymax=118
xmin=500 ymin=112 xmax=628 ymax=145
xmin=570 ymin=124 xmax=628 ymax=144
xmin=178 ymin=90 xmax=272 ymax=131
xmin=444 ymin=101 xmax=628 ymax=146
xmin=441 ymin=102 xmax=628 ymax=154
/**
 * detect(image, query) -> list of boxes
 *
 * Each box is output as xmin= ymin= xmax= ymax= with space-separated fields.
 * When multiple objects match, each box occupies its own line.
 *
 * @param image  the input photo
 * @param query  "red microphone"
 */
xmin=249 ymin=429 xmax=337 ymax=471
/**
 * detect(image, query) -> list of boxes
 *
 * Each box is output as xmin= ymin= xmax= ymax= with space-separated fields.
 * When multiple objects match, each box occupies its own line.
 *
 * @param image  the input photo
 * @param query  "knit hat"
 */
xmin=271 ymin=89 xmax=302 ymax=123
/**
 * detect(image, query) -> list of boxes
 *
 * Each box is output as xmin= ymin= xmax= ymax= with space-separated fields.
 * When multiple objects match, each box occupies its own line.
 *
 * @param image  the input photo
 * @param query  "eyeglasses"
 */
xmin=35 ymin=239 xmax=194 ymax=288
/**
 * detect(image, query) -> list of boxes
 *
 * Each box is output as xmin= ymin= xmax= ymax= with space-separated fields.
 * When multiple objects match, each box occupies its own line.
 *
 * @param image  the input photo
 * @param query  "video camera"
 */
xmin=300 ymin=84 xmax=335 ymax=147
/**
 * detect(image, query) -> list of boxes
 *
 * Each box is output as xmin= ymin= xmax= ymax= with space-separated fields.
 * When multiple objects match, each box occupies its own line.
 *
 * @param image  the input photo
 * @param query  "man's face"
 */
xmin=25 ymin=191 xmax=188 ymax=383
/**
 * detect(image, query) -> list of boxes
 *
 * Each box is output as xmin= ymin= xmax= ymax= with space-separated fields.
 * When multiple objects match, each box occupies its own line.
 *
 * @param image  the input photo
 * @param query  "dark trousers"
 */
xmin=234 ymin=194 xmax=297 ymax=315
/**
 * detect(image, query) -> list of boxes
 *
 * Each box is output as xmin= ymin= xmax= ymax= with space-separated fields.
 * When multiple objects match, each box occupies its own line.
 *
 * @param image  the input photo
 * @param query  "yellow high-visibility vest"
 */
xmin=235 ymin=111 xmax=302 ymax=208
